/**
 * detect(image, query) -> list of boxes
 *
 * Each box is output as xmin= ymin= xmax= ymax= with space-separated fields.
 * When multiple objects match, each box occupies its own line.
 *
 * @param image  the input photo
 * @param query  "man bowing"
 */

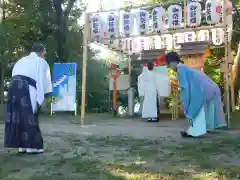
xmin=4 ymin=43 xmax=52 ymax=154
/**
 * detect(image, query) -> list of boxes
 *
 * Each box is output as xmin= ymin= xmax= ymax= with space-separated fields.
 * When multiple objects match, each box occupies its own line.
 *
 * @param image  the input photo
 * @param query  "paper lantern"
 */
xmin=131 ymin=38 xmax=141 ymax=54
xmin=136 ymin=9 xmax=149 ymax=35
xmin=205 ymin=0 xmax=221 ymax=24
xmin=99 ymin=21 xmax=109 ymax=44
xmin=154 ymin=36 xmax=162 ymax=49
xmin=107 ymin=13 xmax=118 ymax=37
xmin=122 ymin=12 xmax=134 ymax=37
xmin=168 ymin=5 xmax=182 ymax=28
xmin=161 ymin=34 xmax=172 ymax=50
xmin=197 ymin=30 xmax=210 ymax=41
xmin=222 ymin=0 xmax=233 ymax=41
xmin=122 ymin=38 xmax=133 ymax=53
xmin=185 ymin=32 xmax=196 ymax=42
xmin=152 ymin=7 xmax=166 ymax=33
xmin=221 ymin=0 xmax=233 ymax=25
xmin=187 ymin=2 xmax=201 ymax=26
xmin=91 ymin=14 xmax=102 ymax=38
xmin=172 ymin=33 xmax=184 ymax=49
xmin=211 ymin=28 xmax=224 ymax=45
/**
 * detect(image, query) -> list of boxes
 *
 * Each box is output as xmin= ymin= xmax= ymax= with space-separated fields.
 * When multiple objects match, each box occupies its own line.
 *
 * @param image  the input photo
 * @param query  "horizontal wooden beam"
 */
xmin=87 ymin=0 xmax=184 ymax=14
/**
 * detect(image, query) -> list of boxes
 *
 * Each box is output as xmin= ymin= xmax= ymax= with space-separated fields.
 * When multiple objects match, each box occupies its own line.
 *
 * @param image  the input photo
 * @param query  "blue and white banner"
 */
xmin=51 ymin=63 xmax=77 ymax=112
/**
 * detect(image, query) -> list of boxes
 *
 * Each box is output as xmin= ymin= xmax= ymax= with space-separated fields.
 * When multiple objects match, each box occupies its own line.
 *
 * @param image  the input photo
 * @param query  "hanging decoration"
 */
xmin=205 ymin=0 xmax=221 ymax=24
xmin=161 ymin=34 xmax=173 ymax=50
xmin=185 ymin=32 xmax=196 ymax=42
xmin=122 ymin=12 xmax=134 ymax=37
xmin=91 ymin=14 xmax=102 ymax=39
xmin=150 ymin=37 xmax=156 ymax=49
xmin=131 ymin=38 xmax=140 ymax=54
xmin=187 ymin=2 xmax=201 ymax=26
xmin=107 ymin=12 xmax=118 ymax=39
xmin=172 ymin=33 xmax=184 ymax=49
xmin=211 ymin=28 xmax=224 ymax=45
xmin=222 ymin=0 xmax=233 ymax=42
xmin=168 ymin=5 xmax=182 ymax=28
xmin=136 ymin=9 xmax=149 ymax=35
xmin=197 ymin=30 xmax=210 ymax=41
xmin=152 ymin=7 xmax=166 ymax=33
xmin=154 ymin=36 xmax=162 ymax=49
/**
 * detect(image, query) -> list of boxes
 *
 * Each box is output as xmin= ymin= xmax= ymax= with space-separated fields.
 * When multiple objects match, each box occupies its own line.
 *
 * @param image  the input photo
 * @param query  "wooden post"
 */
xmin=223 ymin=0 xmax=231 ymax=127
xmin=80 ymin=13 xmax=89 ymax=125
xmin=113 ymin=78 xmax=117 ymax=116
xmin=229 ymin=64 xmax=235 ymax=112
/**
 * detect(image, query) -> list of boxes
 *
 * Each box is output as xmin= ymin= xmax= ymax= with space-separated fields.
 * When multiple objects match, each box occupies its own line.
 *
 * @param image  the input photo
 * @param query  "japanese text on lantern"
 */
xmin=172 ymin=8 xmax=179 ymax=26
xmin=108 ymin=15 xmax=115 ymax=33
xmin=206 ymin=3 xmax=212 ymax=22
xmin=152 ymin=9 xmax=158 ymax=29
xmin=190 ymin=6 xmax=197 ymax=24
xmin=140 ymin=11 xmax=146 ymax=30
xmin=124 ymin=14 xmax=130 ymax=31
xmin=92 ymin=16 xmax=100 ymax=35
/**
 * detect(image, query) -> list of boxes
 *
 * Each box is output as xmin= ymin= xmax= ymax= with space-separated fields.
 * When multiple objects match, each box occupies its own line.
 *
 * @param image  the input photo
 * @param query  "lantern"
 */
xmin=198 ymin=30 xmax=210 ymax=41
xmin=161 ymin=34 xmax=172 ymax=50
xmin=205 ymin=0 xmax=221 ymax=24
xmin=187 ymin=2 xmax=201 ymax=26
xmin=172 ymin=33 xmax=184 ymax=49
xmin=168 ymin=5 xmax=182 ymax=28
xmin=91 ymin=14 xmax=102 ymax=39
xmin=211 ymin=28 xmax=224 ymax=45
xmin=185 ymin=32 xmax=196 ymax=42
xmin=154 ymin=36 xmax=162 ymax=49
xmin=152 ymin=7 xmax=166 ymax=33
xmin=136 ymin=9 xmax=149 ymax=35
xmin=100 ymin=21 xmax=109 ymax=45
xmin=107 ymin=13 xmax=118 ymax=38
xmin=131 ymin=38 xmax=141 ymax=54
xmin=221 ymin=0 xmax=233 ymax=25
xmin=122 ymin=12 xmax=134 ymax=37
xmin=222 ymin=0 xmax=233 ymax=41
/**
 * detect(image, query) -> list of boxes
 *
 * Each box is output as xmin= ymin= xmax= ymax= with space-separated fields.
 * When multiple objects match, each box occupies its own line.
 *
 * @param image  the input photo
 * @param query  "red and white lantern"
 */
xmin=205 ymin=0 xmax=221 ymax=24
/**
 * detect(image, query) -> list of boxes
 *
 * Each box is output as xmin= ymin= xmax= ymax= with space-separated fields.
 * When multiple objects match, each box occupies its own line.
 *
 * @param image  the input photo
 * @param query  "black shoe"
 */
xmin=180 ymin=131 xmax=195 ymax=138
xmin=26 ymin=152 xmax=43 ymax=155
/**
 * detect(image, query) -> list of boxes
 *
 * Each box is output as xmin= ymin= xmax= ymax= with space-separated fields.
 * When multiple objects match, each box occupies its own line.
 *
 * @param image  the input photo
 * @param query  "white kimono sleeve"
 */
xmin=138 ymin=74 xmax=144 ymax=97
xmin=36 ymin=59 xmax=52 ymax=105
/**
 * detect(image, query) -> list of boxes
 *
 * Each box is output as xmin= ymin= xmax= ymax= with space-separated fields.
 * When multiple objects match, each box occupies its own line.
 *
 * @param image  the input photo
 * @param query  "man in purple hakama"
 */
xmin=4 ymin=44 xmax=52 ymax=153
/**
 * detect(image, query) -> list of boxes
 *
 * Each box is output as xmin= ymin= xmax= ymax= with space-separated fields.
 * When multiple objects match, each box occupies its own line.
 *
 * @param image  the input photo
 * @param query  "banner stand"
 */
xmin=50 ymin=103 xmax=77 ymax=116
xmin=50 ymin=63 xmax=77 ymax=116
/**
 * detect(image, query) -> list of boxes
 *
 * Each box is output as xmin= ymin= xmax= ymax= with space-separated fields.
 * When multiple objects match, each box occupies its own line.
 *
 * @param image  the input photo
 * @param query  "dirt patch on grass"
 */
xmin=0 ymin=115 xmax=240 ymax=179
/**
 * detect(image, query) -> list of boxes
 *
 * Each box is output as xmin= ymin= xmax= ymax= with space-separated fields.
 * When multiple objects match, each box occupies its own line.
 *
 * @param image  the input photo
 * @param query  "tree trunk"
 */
xmin=0 ymin=64 xmax=4 ymax=115
xmin=53 ymin=0 xmax=75 ymax=62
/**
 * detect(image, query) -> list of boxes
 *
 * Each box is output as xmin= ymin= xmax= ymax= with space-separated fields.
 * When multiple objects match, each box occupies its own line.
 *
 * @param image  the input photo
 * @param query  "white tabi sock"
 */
xmin=26 ymin=148 xmax=44 ymax=153
xmin=18 ymin=148 xmax=26 ymax=153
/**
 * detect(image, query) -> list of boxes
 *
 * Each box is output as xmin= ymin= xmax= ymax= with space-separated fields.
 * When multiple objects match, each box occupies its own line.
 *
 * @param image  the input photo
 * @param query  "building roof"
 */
xmin=131 ymin=49 xmax=166 ymax=65
xmin=177 ymin=41 xmax=212 ymax=56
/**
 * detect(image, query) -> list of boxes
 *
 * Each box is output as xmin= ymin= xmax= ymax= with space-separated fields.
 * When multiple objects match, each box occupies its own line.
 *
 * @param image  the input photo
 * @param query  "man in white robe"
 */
xmin=137 ymin=62 xmax=158 ymax=122
xmin=4 ymin=43 xmax=52 ymax=154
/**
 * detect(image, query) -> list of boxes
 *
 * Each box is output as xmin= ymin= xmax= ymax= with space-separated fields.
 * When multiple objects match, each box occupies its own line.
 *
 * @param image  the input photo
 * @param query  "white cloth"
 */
xmin=140 ymin=71 xmax=158 ymax=118
xmin=186 ymin=106 xmax=207 ymax=137
xmin=137 ymin=72 xmax=145 ymax=97
xmin=12 ymin=52 xmax=52 ymax=113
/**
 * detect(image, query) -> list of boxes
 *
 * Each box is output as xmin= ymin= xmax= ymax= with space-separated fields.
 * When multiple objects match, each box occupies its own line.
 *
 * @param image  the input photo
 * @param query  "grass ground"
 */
xmin=0 ymin=112 xmax=240 ymax=180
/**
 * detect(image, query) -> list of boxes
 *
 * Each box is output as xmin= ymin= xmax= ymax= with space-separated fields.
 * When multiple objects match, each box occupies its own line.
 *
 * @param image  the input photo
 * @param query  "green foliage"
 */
xmin=0 ymin=0 xmax=109 ymax=111
xmin=204 ymin=55 xmax=223 ymax=89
